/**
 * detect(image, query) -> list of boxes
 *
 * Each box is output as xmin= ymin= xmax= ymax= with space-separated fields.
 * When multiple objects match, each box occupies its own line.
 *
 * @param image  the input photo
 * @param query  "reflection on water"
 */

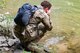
xmin=43 ymin=0 xmax=80 ymax=52
xmin=52 ymin=0 xmax=80 ymax=35
xmin=0 ymin=0 xmax=80 ymax=53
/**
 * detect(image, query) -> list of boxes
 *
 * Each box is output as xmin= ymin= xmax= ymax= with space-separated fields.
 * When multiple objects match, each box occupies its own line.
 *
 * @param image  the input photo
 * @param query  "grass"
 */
xmin=0 ymin=0 xmax=80 ymax=53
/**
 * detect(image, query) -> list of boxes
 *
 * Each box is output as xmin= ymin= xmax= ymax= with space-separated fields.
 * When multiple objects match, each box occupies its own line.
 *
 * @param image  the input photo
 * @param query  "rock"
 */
xmin=44 ymin=36 xmax=65 ymax=48
xmin=0 ymin=36 xmax=19 ymax=47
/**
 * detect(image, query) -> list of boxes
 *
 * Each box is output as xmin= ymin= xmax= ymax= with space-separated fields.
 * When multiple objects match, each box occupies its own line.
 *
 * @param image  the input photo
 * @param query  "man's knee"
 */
xmin=27 ymin=42 xmax=46 ymax=53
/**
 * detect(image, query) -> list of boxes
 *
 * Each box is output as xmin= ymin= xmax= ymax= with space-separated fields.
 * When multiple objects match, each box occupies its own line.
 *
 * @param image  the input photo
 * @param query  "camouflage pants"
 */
xmin=13 ymin=23 xmax=46 ymax=42
xmin=27 ymin=42 xmax=47 ymax=53
xmin=14 ymin=25 xmax=26 ymax=43
xmin=20 ymin=41 xmax=47 ymax=53
xmin=13 ymin=24 xmax=47 ymax=53
xmin=13 ymin=25 xmax=33 ymax=43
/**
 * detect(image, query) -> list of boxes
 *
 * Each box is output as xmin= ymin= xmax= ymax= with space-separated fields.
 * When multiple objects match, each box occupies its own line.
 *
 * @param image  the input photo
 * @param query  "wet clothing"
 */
xmin=14 ymin=8 xmax=52 ymax=53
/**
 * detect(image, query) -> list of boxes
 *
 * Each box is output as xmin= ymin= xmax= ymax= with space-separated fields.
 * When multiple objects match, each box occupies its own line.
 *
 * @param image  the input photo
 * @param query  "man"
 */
xmin=14 ymin=1 xmax=52 ymax=53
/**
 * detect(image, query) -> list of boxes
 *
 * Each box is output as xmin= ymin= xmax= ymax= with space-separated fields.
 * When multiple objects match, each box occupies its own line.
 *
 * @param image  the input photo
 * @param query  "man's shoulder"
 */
xmin=36 ymin=8 xmax=48 ymax=16
xmin=34 ymin=9 xmax=48 ymax=19
xmin=37 ymin=9 xmax=45 ymax=14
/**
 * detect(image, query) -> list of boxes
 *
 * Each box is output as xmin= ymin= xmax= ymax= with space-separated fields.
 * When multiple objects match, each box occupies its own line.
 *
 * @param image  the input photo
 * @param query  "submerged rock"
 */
xmin=44 ymin=36 xmax=65 ymax=48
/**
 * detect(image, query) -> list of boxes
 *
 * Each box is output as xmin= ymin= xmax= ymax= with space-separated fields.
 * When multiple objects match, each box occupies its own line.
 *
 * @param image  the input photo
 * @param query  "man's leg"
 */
xmin=13 ymin=25 xmax=25 ymax=42
xmin=27 ymin=42 xmax=46 ymax=53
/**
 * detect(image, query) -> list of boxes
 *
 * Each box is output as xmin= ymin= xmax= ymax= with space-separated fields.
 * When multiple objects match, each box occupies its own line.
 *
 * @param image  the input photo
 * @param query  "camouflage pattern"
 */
xmin=27 ymin=42 xmax=47 ymax=53
xmin=13 ymin=8 xmax=52 ymax=53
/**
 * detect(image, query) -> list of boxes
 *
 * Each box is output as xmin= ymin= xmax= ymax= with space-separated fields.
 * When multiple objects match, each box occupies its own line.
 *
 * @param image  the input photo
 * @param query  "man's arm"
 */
xmin=42 ymin=13 xmax=52 ymax=31
xmin=34 ymin=9 xmax=53 ymax=31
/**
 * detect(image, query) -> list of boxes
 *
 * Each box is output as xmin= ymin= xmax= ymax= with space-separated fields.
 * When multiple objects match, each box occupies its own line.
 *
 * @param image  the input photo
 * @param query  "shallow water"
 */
xmin=0 ymin=0 xmax=80 ymax=53
xmin=44 ymin=36 xmax=65 ymax=48
xmin=51 ymin=0 xmax=80 ymax=35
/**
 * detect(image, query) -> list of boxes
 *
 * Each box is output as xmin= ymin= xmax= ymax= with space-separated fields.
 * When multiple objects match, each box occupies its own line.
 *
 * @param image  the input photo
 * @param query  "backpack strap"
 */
xmin=30 ymin=5 xmax=39 ymax=18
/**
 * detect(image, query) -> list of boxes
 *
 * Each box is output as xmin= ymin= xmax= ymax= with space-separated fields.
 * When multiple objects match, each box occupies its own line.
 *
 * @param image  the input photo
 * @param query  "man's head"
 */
xmin=41 ymin=1 xmax=52 ymax=14
xmin=41 ymin=1 xmax=52 ymax=9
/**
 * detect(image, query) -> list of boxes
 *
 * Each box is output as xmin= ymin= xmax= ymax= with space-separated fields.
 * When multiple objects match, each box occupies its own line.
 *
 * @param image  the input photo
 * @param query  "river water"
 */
xmin=51 ymin=0 xmax=80 ymax=35
xmin=0 ymin=0 xmax=80 ymax=53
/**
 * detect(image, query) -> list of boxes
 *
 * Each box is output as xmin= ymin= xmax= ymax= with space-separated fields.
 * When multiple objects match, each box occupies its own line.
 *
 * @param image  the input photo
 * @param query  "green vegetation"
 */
xmin=0 ymin=0 xmax=80 ymax=53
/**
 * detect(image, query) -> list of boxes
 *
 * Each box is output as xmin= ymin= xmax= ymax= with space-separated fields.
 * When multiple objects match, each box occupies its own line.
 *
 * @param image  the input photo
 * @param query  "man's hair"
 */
xmin=41 ymin=1 xmax=52 ymax=9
